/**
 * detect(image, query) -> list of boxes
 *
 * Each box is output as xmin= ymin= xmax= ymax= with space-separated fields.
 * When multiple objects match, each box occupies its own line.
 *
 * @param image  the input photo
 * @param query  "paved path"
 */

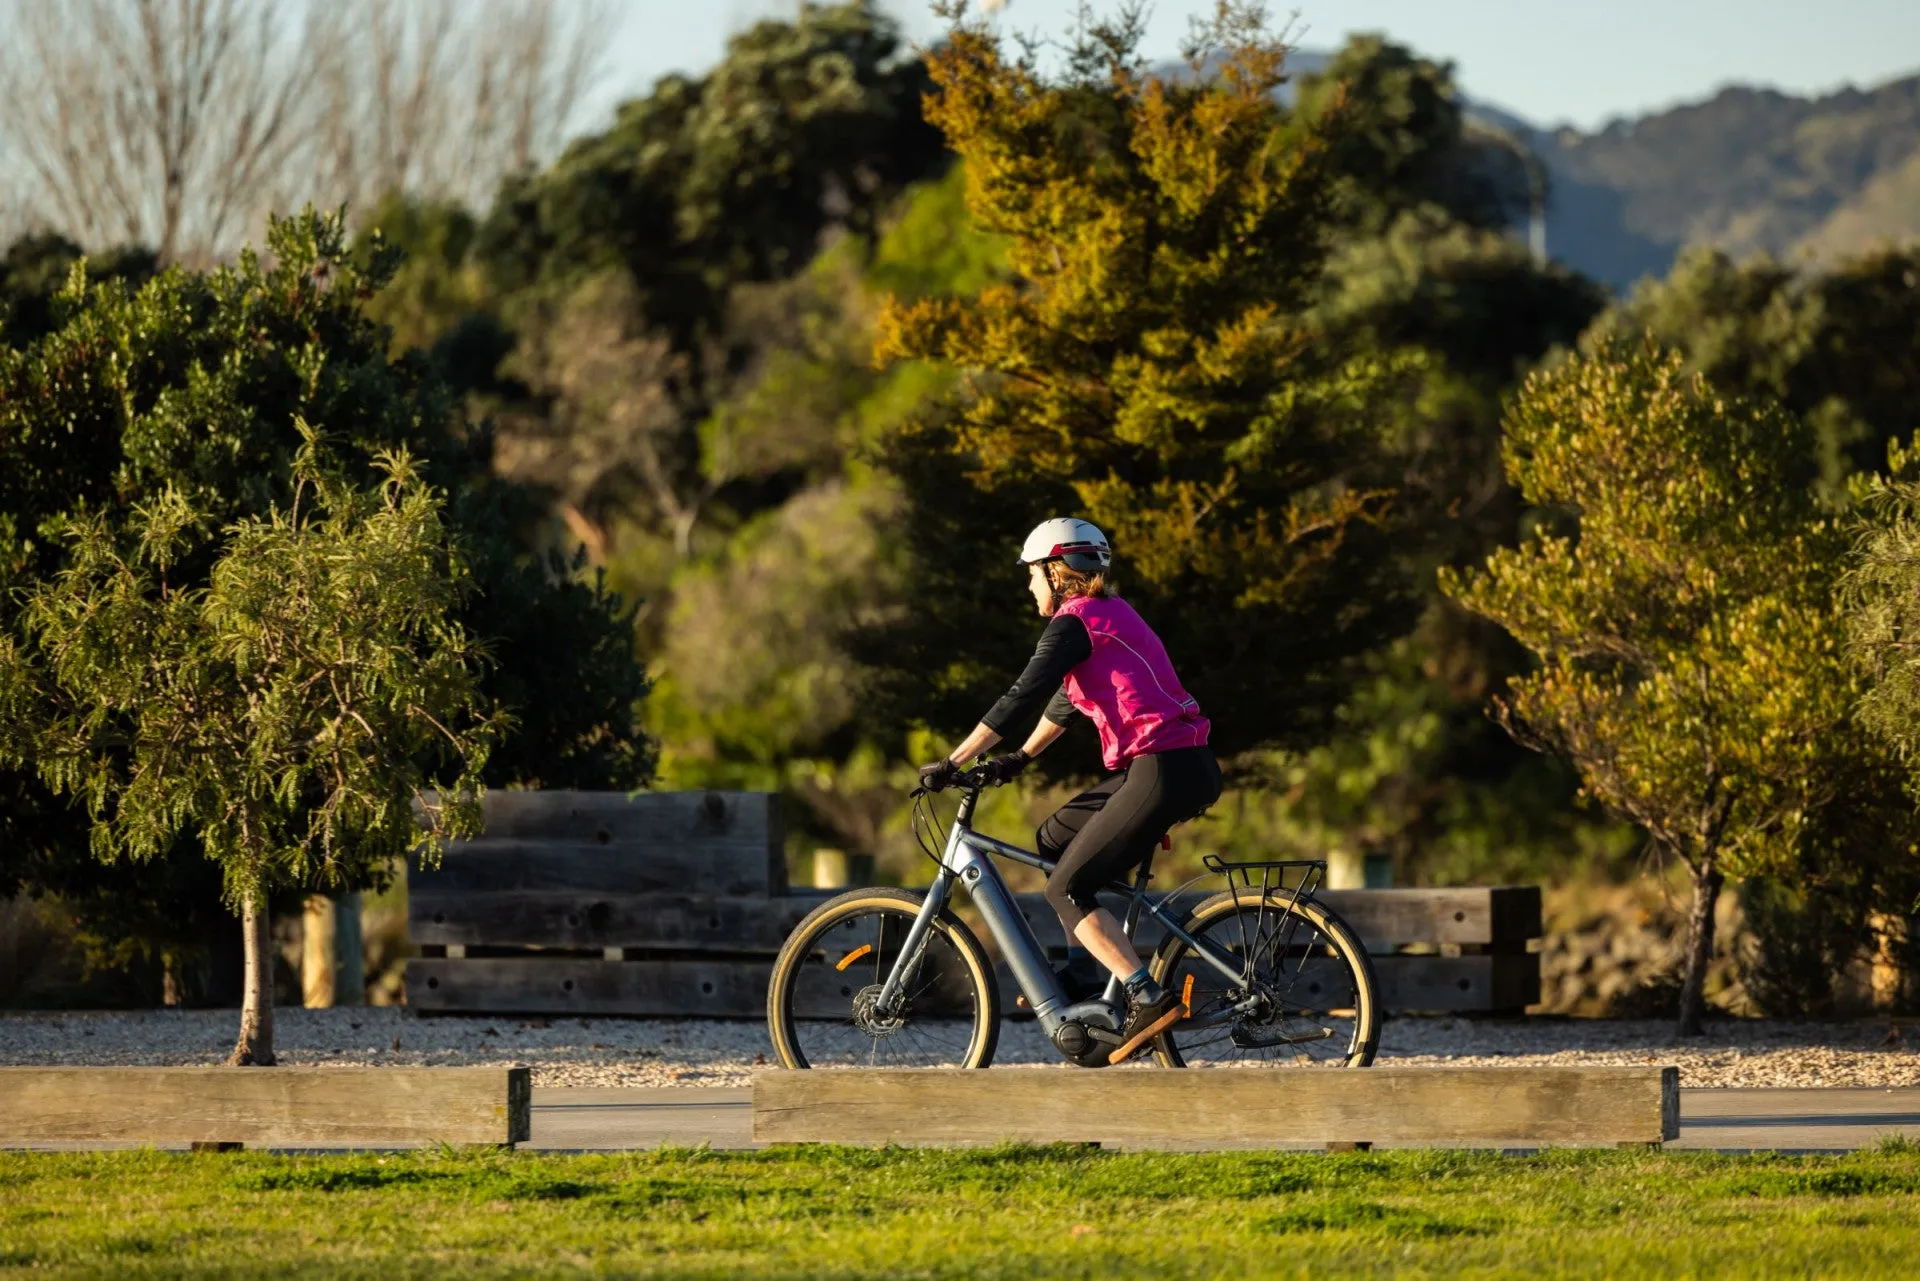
xmin=528 ymin=1085 xmax=1920 ymax=1153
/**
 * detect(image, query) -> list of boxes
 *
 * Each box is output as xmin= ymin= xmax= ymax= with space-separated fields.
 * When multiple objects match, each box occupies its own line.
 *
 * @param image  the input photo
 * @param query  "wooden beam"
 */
xmin=1012 ymin=887 xmax=1542 ymax=952
xmin=476 ymin=790 xmax=781 ymax=851
xmin=409 ymin=957 xmax=786 ymax=1018
xmin=409 ymin=890 xmax=834 ymax=951
xmin=752 ymin=1066 xmax=1680 ymax=1148
xmin=406 ymin=950 xmax=1535 ymax=1017
xmin=0 ymin=1067 xmax=530 ymax=1148
xmin=1372 ymin=953 xmax=1541 ymax=1011
xmin=414 ymin=791 xmax=785 ymax=896
xmin=412 ymin=838 xmax=781 ymax=899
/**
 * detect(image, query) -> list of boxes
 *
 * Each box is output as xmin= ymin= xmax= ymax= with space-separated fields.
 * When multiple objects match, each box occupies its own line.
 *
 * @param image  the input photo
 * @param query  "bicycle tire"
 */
xmin=766 ymin=887 xmax=1002 ymax=1070
xmin=1148 ymin=891 xmax=1380 ymax=1068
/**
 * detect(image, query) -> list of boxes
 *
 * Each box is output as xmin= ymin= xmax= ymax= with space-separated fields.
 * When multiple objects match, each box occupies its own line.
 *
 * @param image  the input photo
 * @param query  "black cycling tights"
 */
xmin=1037 ymin=745 xmax=1222 ymax=935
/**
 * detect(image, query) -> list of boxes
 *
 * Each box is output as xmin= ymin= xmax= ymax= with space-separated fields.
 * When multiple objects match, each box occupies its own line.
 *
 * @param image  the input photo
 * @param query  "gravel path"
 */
xmin=3 ymin=1008 xmax=1915 ymax=1088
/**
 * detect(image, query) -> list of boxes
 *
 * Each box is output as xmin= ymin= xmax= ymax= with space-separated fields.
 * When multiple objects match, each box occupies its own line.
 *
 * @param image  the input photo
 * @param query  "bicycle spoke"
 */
xmin=1160 ymin=898 xmax=1372 ymax=1067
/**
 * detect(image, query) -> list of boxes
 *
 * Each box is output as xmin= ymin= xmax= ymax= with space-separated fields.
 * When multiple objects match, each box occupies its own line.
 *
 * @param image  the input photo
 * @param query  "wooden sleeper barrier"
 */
xmin=752 ymin=1066 xmax=1682 ymax=1150
xmin=0 ymin=1067 xmax=531 ymax=1149
xmin=405 ymin=791 xmax=1542 ymax=1018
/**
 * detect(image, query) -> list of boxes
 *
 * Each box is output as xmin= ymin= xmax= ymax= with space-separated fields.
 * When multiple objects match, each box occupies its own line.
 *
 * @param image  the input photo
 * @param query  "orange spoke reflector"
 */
xmin=1180 ymin=973 xmax=1194 ymax=1013
xmin=835 ymin=944 xmax=874 ymax=971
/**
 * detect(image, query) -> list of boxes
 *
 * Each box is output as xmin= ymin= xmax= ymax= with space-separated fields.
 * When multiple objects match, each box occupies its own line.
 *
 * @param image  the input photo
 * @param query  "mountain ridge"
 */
xmin=1469 ymin=72 xmax=1920 ymax=288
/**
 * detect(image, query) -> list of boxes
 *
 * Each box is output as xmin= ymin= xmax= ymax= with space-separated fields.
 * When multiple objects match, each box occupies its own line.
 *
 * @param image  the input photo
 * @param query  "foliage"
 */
xmin=0 ymin=210 xmax=650 ymax=999
xmin=1831 ymin=455 xmax=1920 ymax=951
xmin=868 ymin=4 xmax=1415 ymax=758
xmin=1280 ymin=201 xmax=1612 ymax=884
xmin=8 ymin=1145 xmax=1920 ymax=1276
xmin=0 ymin=233 xmax=157 ymax=347
xmin=0 ymin=434 xmax=499 ymax=1058
xmin=0 ymin=433 xmax=498 ymax=909
xmin=1736 ymin=879 xmax=1871 ymax=1018
xmin=635 ymin=174 xmax=1004 ymax=857
xmin=1597 ymin=246 xmax=1920 ymax=502
xmin=439 ymin=2 xmax=949 ymax=600
xmin=1440 ymin=341 xmax=1920 ymax=1030
xmin=1291 ymin=35 xmax=1526 ymax=236
xmin=475 ymin=0 xmax=944 ymax=341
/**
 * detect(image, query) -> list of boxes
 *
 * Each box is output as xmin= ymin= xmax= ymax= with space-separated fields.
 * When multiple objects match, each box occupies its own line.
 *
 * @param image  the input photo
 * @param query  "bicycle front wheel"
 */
xmin=766 ymin=888 xmax=1001 ymax=1069
xmin=1150 ymin=891 xmax=1380 ymax=1067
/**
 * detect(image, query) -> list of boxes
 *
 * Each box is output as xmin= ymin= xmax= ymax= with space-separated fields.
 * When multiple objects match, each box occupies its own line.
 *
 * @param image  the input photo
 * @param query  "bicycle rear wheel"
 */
xmin=1149 ymin=891 xmax=1380 ymax=1067
xmin=766 ymin=888 xmax=1000 ymax=1069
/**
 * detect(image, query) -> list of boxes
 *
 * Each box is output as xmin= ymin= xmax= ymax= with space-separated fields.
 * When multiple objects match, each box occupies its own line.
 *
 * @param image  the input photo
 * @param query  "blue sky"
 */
xmin=602 ymin=0 xmax=1920 ymax=131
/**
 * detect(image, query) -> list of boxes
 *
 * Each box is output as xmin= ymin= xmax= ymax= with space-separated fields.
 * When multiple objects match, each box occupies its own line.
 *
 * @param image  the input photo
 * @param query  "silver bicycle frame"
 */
xmin=876 ymin=788 xmax=1252 ymax=1038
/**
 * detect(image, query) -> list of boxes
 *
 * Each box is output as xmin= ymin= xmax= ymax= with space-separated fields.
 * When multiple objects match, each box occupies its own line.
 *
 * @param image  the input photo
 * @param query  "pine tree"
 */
xmin=865 ymin=2 xmax=1413 ymax=755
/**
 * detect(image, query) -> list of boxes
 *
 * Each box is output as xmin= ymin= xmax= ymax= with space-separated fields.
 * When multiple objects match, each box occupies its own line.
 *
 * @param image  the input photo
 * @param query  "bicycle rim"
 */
xmin=1151 ymin=893 xmax=1380 ymax=1068
xmin=767 ymin=890 xmax=999 ymax=1069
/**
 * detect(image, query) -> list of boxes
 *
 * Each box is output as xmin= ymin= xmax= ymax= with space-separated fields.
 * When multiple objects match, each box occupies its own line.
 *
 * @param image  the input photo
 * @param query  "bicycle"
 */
xmin=766 ymin=764 xmax=1381 ymax=1070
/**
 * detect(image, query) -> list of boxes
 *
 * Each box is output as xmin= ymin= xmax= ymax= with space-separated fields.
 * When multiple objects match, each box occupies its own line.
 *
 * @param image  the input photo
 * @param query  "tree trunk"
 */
xmin=228 ymin=898 xmax=277 ymax=1066
xmin=161 ymin=953 xmax=181 ymax=1008
xmin=1676 ymin=862 xmax=1724 ymax=1036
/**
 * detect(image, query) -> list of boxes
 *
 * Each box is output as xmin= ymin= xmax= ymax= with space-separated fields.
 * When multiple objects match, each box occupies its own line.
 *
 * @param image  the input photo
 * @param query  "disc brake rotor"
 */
xmin=851 ymin=984 xmax=907 ymax=1037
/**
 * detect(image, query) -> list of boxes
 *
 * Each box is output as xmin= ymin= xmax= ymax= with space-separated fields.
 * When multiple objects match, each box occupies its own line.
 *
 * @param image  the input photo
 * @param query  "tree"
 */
xmin=863 ymin=3 xmax=1411 ymax=757
xmin=1291 ymin=34 xmax=1528 ymax=236
xmin=1836 ymin=454 xmax=1920 ymax=949
xmin=0 ymin=233 xmax=157 ymax=346
xmin=1594 ymin=246 xmax=1920 ymax=503
xmin=1440 ymin=341 xmax=1918 ymax=1033
xmin=0 ymin=209 xmax=651 ymax=1002
xmin=470 ymin=1 xmax=948 ymax=568
xmin=307 ymin=0 xmax=612 ymax=217
xmin=0 ymin=0 xmax=611 ymax=263
xmin=0 ymin=433 xmax=497 ymax=1062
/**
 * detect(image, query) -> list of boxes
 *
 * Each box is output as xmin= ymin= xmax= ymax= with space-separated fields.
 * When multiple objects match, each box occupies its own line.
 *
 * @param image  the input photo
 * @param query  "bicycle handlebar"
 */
xmin=913 ymin=764 xmax=995 ymax=797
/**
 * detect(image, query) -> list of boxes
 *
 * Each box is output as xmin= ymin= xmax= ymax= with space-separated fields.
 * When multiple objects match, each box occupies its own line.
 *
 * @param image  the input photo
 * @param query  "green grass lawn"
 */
xmin=4 ymin=1143 xmax=1919 ymax=1278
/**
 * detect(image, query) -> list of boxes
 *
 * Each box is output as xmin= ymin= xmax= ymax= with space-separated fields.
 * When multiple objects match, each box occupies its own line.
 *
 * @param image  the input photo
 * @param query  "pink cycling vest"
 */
xmin=1054 ymin=595 xmax=1211 ymax=772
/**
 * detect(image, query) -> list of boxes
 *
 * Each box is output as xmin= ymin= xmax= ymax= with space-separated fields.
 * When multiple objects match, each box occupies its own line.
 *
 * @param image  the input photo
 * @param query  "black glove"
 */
xmin=980 ymin=749 xmax=1030 ymax=786
xmin=917 ymin=758 xmax=963 ymax=792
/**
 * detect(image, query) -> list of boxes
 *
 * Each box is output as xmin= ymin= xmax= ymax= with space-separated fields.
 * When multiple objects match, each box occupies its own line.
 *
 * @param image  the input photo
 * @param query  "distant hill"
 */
xmin=1472 ymin=75 xmax=1920 ymax=290
xmin=1169 ymin=49 xmax=1920 ymax=291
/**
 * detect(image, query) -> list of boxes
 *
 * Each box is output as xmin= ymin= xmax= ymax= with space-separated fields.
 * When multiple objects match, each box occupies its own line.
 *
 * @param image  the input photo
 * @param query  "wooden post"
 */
xmin=1325 ymin=848 xmax=1364 ymax=890
xmin=1871 ymin=912 xmax=1912 ymax=1012
xmin=303 ymin=895 xmax=336 ymax=1009
xmin=335 ymin=892 xmax=365 ymax=1007
xmin=812 ymin=848 xmax=849 ymax=890
xmin=306 ymin=893 xmax=367 ymax=1009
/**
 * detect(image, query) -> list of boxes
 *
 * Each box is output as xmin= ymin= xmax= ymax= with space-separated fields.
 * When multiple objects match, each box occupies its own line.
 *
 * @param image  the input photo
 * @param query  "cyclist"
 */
xmin=919 ymin=517 xmax=1221 ymax=1062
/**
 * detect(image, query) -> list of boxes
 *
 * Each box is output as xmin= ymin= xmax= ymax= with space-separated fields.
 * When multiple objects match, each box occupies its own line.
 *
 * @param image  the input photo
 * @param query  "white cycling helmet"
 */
xmin=1017 ymin=518 xmax=1111 ymax=573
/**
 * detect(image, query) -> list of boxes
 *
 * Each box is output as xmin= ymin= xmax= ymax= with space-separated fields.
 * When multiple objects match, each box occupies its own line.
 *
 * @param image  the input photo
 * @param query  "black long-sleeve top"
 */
xmin=980 ymin=613 xmax=1092 ymax=734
